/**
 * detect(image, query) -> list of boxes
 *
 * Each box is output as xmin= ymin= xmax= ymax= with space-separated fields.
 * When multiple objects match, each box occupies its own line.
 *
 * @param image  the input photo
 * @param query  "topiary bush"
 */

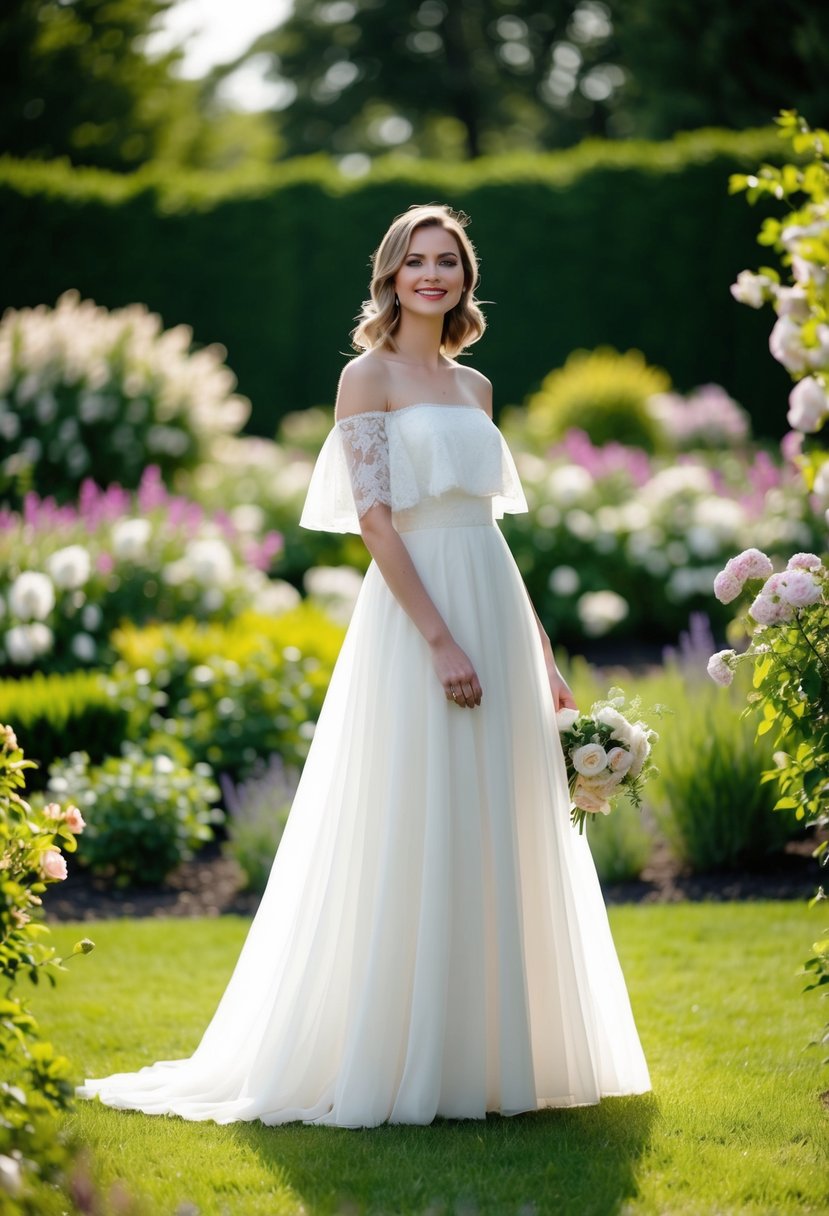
xmin=41 ymin=745 xmax=222 ymax=888
xmin=521 ymin=346 xmax=672 ymax=451
xmin=0 ymin=670 xmax=129 ymax=791
xmin=0 ymin=290 xmax=250 ymax=507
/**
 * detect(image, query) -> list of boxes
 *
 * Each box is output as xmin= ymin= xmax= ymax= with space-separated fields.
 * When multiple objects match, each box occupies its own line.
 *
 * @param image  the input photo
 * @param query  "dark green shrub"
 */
xmin=0 ymin=670 xmax=130 ymax=790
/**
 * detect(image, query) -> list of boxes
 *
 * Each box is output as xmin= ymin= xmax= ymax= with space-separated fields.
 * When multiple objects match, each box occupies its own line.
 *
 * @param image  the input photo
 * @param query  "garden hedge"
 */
xmin=0 ymin=127 xmax=791 ymax=437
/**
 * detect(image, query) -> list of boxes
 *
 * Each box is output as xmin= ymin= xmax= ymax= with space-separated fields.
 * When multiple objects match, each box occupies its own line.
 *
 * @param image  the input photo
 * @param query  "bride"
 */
xmin=76 ymin=202 xmax=651 ymax=1127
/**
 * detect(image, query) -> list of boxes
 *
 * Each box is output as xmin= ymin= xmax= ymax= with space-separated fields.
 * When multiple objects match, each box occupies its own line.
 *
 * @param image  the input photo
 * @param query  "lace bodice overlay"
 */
xmin=298 ymin=404 xmax=528 ymax=534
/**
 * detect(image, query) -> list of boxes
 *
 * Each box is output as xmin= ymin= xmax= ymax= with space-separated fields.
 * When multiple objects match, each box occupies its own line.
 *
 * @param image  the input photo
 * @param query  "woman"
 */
xmin=76 ymin=203 xmax=651 ymax=1127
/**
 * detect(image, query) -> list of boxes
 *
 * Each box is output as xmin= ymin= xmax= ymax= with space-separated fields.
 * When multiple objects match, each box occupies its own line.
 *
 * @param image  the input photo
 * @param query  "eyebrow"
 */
xmin=406 ymin=250 xmax=459 ymax=258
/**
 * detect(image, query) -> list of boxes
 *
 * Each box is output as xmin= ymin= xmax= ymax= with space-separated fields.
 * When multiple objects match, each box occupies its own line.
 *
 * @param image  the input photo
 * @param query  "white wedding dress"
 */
xmin=75 ymin=403 xmax=651 ymax=1127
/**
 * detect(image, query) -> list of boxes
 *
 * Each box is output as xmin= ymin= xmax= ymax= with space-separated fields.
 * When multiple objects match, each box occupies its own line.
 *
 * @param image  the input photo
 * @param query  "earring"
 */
xmin=394 ymin=293 xmax=400 ymax=308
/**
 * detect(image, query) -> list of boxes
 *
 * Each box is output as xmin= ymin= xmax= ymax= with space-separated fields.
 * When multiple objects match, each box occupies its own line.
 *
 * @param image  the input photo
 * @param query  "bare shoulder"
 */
xmin=454 ymin=363 xmax=493 ymax=418
xmin=335 ymin=352 xmax=389 ymax=421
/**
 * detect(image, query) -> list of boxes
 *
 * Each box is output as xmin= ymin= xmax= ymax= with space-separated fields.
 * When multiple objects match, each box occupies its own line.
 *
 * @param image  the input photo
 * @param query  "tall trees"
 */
xmin=250 ymin=0 xmax=623 ymax=160
xmin=0 ymin=0 xmax=184 ymax=170
xmin=610 ymin=0 xmax=829 ymax=139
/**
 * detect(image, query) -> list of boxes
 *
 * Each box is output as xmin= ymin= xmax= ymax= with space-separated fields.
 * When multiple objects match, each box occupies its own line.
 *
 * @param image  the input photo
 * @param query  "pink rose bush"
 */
xmin=557 ymin=691 xmax=658 ymax=832
xmin=710 ymin=544 xmax=828 ymax=823
xmin=729 ymin=111 xmax=829 ymax=505
xmin=0 ymin=724 xmax=94 ymax=1199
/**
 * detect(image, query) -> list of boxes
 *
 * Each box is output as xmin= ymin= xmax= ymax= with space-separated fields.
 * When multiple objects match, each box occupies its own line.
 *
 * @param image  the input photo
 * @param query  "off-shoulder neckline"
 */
xmin=335 ymin=402 xmax=490 ymax=424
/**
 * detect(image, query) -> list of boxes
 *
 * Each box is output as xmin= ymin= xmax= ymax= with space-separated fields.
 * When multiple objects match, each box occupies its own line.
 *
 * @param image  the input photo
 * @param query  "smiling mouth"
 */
xmin=416 ymin=289 xmax=447 ymax=298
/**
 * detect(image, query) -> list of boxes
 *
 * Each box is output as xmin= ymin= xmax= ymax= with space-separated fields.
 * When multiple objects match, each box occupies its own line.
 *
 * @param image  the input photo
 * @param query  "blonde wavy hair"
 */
xmin=351 ymin=203 xmax=486 ymax=356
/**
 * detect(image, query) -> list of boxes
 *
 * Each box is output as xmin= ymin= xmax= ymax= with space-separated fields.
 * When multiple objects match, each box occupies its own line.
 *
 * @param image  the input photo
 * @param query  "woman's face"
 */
xmin=393 ymin=225 xmax=466 ymax=318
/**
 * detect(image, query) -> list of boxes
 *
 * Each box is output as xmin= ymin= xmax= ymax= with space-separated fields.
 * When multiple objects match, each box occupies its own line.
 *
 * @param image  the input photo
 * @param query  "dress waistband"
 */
xmin=393 ymin=495 xmax=496 ymax=533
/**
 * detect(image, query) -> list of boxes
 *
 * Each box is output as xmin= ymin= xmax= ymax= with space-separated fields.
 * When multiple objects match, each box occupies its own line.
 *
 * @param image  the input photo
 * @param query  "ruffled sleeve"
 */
xmin=298 ymin=412 xmax=391 ymax=534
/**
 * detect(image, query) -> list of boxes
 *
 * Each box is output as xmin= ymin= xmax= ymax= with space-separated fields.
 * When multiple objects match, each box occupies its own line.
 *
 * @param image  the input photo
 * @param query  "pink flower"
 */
xmin=40 ymin=848 xmax=67 ymax=881
xmin=713 ymin=569 xmax=742 ymax=604
xmin=43 ymin=802 xmax=64 ymax=820
xmin=707 ymin=649 xmax=737 ymax=686
xmin=787 ymin=552 xmax=823 ymax=571
xmin=750 ymin=584 xmax=794 ymax=625
xmin=606 ymin=746 xmax=634 ymax=776
xmin=779 ymin=570 xmax=822 ymax=608
xmin=64 ymin=805 xmax=86 ymax=833
xmin=572 ymin=779 xmax=611 ymax=816
xmin=729 ymin=548 xmax=774 ymax=582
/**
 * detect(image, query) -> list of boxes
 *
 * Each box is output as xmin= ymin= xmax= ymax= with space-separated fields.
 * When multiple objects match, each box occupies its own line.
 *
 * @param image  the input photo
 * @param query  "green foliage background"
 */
xmin=0 ymin=126 xmax=791 ymax=437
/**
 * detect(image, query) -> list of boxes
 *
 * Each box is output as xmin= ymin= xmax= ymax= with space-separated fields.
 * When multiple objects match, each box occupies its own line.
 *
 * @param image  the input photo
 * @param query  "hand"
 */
xmin=430 ymin=637 xmax=483 ymax=708
xmin=546 ymin=658 xmax=577 ymax=714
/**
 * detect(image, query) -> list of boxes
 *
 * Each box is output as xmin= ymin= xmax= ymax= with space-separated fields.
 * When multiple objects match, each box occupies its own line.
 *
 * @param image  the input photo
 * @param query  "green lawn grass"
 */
xmin=32 ymin=903 xmax=829 ymax=1216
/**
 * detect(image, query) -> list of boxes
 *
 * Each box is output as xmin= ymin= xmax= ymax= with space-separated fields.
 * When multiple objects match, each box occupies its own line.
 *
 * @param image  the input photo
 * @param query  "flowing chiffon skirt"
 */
xmin=76 ymin=495 xmax=650 ymax=1127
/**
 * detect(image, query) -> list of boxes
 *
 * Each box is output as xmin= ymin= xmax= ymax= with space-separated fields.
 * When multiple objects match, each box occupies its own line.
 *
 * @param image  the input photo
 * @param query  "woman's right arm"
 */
xmin=335 ymin=359 xmax=482 ymax=708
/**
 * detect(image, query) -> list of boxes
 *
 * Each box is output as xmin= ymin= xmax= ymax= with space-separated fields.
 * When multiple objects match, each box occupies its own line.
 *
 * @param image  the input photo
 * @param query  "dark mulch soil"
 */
xmin=42 ymin=832 xmax=828 ymax=924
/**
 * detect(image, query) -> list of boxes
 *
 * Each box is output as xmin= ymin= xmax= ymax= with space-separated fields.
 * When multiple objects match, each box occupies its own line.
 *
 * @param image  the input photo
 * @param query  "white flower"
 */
xmin=572 ymin=743 xmax=608 ymax=776
xmin=185 ymin=539 xmax=235 ymax=587
xmin=8 ymin=571 xmax=55 ymax=621
xmin=255 ymin=579 xmax=302 ymax=615
xmin=0 ymin=1153 xmax=22 ymax=1198
xmin=304 ymin=564 xmax=364 ymax=624
xmin=730 ymin=270 xmax=773 ymax=308
xmin=773 ymin=285 xmax=810 ymax=322
xmin=555 ymin=707 xmax=580 ymax=731
xmin=577 ymin=590 xmax=629 ymax=637
xmin=81 ymin=602 xmax=103 ymax=630
xmin=5 ymin=622 xmax=53 ymax=665
xmin=596 ymin=705 xmax=634 ymax=744
xmin=111 ymin=518 xmax=152 ymax=562
xmin=45 ymin=544 xmax=91 ymax=590
xmin=547 ymin=464 xmax=594 ymax=506
xmin=787 ymin=377 xmax=829 ymax=433
xmin=548 ymin=565 xmax=580 ymax=596
xmin=707 ymin=649 xmax=737 ymax=687
xmin=230 ymin=503 xmax=266 ymax=534
xmin=627 ymin=725 xmax=652 ymax=778
xmin=769 ymin=316 xmax=811 ymax=374
xmin=70 ymin=632 xmax=97 ymax=662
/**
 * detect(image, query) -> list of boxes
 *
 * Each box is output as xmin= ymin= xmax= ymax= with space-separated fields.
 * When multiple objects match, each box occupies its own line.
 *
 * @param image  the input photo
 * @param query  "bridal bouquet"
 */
xmin=556 ymin=690 xmax=658 ymax=833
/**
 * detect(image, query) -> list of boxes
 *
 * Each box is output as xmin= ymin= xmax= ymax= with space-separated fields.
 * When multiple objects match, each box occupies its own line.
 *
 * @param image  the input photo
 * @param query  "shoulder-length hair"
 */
xmin=351 ymin=203 xmax=486 ymax=356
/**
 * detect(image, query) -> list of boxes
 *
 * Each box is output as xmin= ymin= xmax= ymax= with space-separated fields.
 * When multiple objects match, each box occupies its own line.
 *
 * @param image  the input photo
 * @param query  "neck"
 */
xmin=392 ymin=311 xmax=444 ymax=369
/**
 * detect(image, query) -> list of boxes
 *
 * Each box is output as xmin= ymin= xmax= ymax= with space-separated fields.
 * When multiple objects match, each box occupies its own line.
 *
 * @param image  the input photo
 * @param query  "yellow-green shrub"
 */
xmin=523 ymin=347 xmax=671 ymax=451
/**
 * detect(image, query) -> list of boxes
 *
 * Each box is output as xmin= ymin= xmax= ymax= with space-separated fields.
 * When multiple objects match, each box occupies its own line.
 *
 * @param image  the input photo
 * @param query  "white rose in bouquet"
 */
xmin=572 ymin=743 xmax=608 ymax=777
